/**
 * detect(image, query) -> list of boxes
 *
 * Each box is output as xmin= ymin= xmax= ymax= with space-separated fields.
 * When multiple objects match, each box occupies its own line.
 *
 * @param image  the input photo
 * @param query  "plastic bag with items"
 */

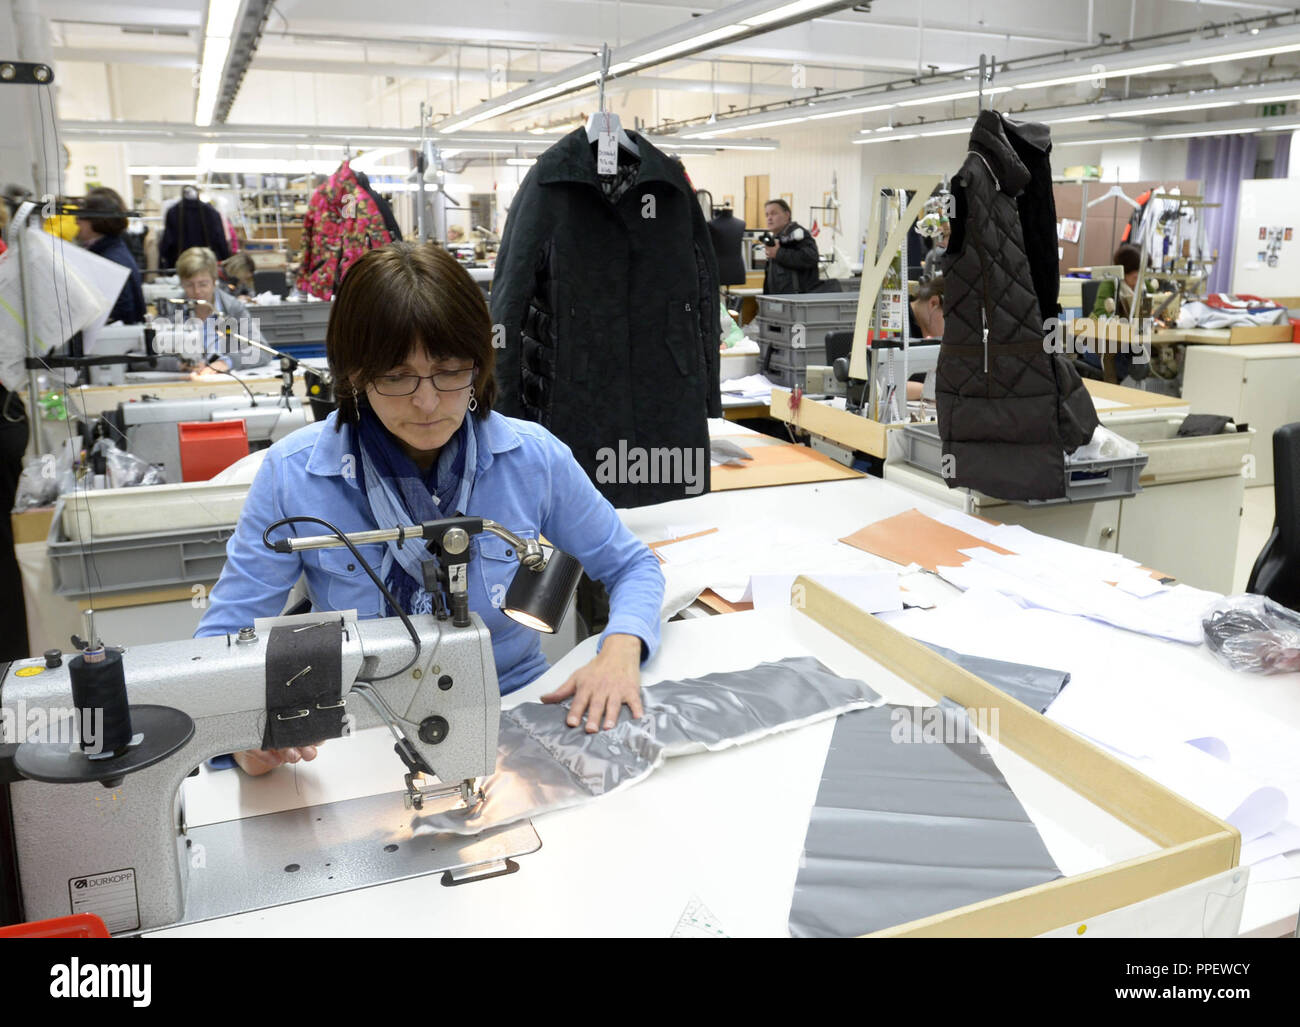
xmin=13 ymin=440 xmax=77 ymax=510
xmin=1202 ymin=595 xmax=1300 ymax=674
xmin=93 ymin=438 xmax=166 ymax=488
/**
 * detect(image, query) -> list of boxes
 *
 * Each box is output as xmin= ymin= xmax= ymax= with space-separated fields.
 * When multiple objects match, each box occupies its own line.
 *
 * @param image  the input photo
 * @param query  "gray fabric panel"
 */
xmin=788 ymin=704 xmax=1062 ymax=937
xmin=413 ymin=656 xmax=880 ymax=836
xmin=919 ymin=641 xmax=1070 ymax=713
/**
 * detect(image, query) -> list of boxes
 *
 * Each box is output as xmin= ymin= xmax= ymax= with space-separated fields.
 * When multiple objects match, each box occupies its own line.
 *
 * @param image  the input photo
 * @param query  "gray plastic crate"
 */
xmin=47 ymin=501 xmax=234 ymax=596
xmin=253 ymin=301 xmax=333 ymax=347
xmin=896 ymin=423 xmax=1149 ymax=507
xmin=754 ymin=293 xmax=860 ymax=325
xmin=756 ymin=317 xmax=843 ymax=351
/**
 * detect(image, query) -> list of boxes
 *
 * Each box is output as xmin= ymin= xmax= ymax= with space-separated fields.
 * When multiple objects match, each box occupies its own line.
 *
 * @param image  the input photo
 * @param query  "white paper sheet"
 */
xmin=719 ymin=373 xmax=775 ymax=400
xmin=1241 ymin=822 xmax=1300 ymax=866
xmin=750 ymin=572 xmax=902 ymax=615
xmin=1247 ymin=853 xmax=1300 ymax=883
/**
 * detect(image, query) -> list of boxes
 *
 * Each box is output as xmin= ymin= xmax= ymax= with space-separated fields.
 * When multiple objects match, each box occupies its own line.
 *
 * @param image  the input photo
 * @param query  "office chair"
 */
xmin=1246 ymin=422 xmax=1300 ymax=612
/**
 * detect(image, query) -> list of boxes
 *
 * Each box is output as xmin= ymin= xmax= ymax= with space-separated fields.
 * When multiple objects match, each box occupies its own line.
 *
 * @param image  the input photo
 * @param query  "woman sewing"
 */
xmin=173 ymin=246 xmax=270 ymax=377
xmin=196 ymin=242 xmax=665 ymax=774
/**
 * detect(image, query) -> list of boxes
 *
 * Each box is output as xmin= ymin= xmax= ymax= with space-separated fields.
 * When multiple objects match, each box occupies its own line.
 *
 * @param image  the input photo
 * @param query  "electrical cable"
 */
xmin=261 ymin=514 xmax=422 ymax=681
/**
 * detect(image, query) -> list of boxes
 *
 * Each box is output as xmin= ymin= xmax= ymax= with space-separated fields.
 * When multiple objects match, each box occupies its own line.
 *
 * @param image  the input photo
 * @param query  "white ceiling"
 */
xmin=37 ymin=0 xmax=1300 ymax=146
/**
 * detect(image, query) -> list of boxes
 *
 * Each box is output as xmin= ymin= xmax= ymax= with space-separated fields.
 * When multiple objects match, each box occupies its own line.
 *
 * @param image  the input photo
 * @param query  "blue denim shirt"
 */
xmin=195 ymin=411 xmax=665 ymax=694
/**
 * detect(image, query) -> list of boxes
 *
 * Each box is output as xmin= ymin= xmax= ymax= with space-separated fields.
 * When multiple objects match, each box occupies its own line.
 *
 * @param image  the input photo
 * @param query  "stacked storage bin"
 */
xmin=755 ymin=293 xmax=859 ymax=390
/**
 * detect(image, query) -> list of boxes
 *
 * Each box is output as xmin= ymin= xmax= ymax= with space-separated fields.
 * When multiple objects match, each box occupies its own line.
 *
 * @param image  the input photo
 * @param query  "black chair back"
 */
xmin=1247 ymin=422 xmax=1300 ymax=611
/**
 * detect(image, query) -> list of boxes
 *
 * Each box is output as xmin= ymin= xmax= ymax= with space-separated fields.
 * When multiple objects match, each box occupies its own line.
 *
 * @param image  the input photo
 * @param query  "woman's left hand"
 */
xmin=541 ymin=633 xmax=644 ymax=733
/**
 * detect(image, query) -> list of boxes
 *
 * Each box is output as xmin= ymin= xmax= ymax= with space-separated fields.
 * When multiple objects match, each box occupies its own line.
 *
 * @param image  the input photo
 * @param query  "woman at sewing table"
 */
xmin=172 ymin=246 xmax=270 ymax=377
xmin=196 ymin=242 xmax=664 ymax=775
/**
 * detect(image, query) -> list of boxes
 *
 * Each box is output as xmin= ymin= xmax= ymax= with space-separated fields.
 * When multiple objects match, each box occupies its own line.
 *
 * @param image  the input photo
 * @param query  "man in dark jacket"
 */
xmin=761 ymin=199 xmax=819 ymax=294
xmin=160 ymin=189 xmax=229 ymax=269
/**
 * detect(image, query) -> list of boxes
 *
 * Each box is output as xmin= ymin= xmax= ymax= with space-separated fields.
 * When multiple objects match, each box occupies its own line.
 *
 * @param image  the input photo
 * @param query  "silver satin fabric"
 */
xmin=788 ymin=704 xmax=1062 ymax=937
xmin=412 ymin=656 xmax=881 ymax=836
xmin=918 ymin=641 xmax=1070 ymax=713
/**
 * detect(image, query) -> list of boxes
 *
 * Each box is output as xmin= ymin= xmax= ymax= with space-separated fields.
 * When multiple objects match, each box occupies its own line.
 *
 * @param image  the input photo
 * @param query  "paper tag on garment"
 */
xmin=596 ymin=131 xmax=618 ymax=176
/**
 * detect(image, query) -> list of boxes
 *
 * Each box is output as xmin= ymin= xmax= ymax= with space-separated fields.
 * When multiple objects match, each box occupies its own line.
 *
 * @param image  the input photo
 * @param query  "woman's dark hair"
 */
xmin=81 ymin=187 xmax=129 ymax=236
xmin=223 ymin=252 xmax=256 ymax=279
xmin=764 ymin=198 xmax=792 ymax=216
xmin=1113 ymin=244 xmax=1142 ymax=276
xmin=327 ymin=242 xmax=497 ymax=428
xmin=915 ymin=277 xmax=945 ymax=303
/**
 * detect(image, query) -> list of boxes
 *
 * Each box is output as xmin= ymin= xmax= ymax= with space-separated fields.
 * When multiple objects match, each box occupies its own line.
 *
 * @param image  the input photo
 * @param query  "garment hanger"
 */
xmin=585 ymin=43 xmax=638 ymax=157
xmin=1087 ymin=176 xmax=1140 ymax=210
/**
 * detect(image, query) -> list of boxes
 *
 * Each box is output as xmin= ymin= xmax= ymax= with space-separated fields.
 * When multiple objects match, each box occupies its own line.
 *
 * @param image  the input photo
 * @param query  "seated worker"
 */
xmin=903 ymin=277 xmax=945 ymax=400
xmin=761 ymin=199 xmax=820 ymax=294
xmin=166 ymin=246 xmax=271 ymax=377
xmin=76 ymin=187 xmax=146 ymax=325
xmin=1086 ymin=244 xmax=1157 ymax=382
xmin=195 ymin=242 xmax=665 ymax=775
xmin=220 ymin=252 xmax=257 ymax=299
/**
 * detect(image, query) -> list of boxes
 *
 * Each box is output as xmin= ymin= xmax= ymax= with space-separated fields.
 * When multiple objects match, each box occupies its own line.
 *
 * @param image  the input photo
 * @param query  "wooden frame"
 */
xmin=795 ymin=576 xmax=1241 ymax=937
xmin=769 ymin=387 xmax=896 ymax=458
xmin=849 ymin=175 xmax=941 ymax=382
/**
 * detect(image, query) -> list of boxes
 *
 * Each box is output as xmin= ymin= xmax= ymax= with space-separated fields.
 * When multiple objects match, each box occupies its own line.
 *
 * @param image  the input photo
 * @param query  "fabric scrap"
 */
xmin=788 ymin=704 xmax=1062 ymax=937
xmin=918 ymin=641 xmax=1070 ymax=713
xmin=412 ymin=656 xmax=881 ymax=836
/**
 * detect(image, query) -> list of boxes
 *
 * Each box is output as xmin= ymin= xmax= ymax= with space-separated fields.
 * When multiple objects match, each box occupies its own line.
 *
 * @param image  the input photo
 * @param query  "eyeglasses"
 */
xmin=371 ymin=366 xmax=477 ymax=397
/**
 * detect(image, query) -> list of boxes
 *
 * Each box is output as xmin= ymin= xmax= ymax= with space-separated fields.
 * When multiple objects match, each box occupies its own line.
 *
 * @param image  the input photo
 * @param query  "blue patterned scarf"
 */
xmin=350 ymin=403 xmax=477 ymax=615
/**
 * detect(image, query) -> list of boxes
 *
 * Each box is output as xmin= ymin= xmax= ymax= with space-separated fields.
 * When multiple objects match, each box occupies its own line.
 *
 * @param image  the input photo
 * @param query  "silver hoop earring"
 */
xmin=467 ymin=385 xmax=478 ymax=413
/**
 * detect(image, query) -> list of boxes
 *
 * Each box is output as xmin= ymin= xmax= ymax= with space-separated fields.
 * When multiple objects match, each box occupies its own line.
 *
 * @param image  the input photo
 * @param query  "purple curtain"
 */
xmin=1274 ymin=132 xmax=1292 ymax=180
xmin=1186 ymin=134 xmax=1258 ymax=295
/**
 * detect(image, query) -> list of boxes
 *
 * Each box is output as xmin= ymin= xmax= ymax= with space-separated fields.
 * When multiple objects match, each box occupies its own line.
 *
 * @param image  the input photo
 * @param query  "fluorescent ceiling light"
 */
xmin=740 ymin=0 xmax=837 ymax=28
xmin=852 ymin=133 xmax=918 ymax=144
xmin=194 ymin=0 xmax=238 ymax=128
xmin=1153 ymin=125 xmax=1257 ymax=138
xmin=1108 ymin=99 xmax=1241 ymax=117
xmin=634 ymin=25 xmax=749 ymax=66
xmin=505 ymin=157 xmax=536 ymax=166
xmin=808 ymin=103 xmax=896 ymax=121
xmin=208 ymin=158 xmax=342 ymax=174
xmin=1182 ymin=43 xmax=1300 ymax=66
xmin=1055 ymin=136 xmax=1144 ymax=145
xmin=205 ymin=0 xmax=241 ymax=39
xmin=128 ymin=165 xmax=201 ymax=175
xmin=1014 ymin=63 xmax=1177 ymax=90
xmin=896 ymin=86 xmax=1011 ymax=107
xmin=1042 ymin=113 xmax=1107 ymax=124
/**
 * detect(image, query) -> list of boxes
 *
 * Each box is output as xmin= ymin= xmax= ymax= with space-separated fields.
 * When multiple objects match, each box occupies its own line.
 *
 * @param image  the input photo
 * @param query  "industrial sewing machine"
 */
xmin=111 ymin=394 xmax=308 ymax=482
xmin=0 ymin=515 xmax=583 ymax=934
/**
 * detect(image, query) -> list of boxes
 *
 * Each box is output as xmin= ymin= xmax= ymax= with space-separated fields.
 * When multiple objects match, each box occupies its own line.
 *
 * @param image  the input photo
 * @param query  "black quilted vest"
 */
xmin=936 ymin=111 xmax=1099 ymax=501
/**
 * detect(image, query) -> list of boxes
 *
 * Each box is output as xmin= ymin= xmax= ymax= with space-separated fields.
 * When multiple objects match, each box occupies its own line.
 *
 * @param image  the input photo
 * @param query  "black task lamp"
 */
xmin=271 ymin=516 xmax=584 ymax=635
xmin=502 ymin=547 xmax=584 ymax=633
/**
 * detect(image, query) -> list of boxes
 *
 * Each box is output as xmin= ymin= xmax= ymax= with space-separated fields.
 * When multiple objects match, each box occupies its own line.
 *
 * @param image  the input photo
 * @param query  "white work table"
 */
xmin=153 ymin=470 xmax=1300 ymax=937
xmin=620 ymin=472 xmax=1300 ymax=937
xmin=162 ymin=608 xmax=1164 ymax=938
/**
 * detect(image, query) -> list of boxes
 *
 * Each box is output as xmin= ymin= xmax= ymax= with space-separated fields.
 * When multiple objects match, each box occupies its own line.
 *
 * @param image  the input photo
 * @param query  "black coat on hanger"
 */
xmin=708 ymin=209 xmax=747 ymax=286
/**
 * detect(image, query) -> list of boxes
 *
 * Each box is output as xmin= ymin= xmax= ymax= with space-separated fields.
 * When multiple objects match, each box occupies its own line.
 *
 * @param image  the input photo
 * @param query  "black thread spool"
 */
xmin=68 ymin=649 xmax=134 ymax=756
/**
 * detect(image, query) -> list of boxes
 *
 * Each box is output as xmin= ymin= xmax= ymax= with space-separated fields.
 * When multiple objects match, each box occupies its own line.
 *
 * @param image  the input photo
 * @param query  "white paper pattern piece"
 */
xmin=1247 ymin=854 xmax=1300 ymax=883
xmin=672 ymin=895 xmax=729 ymax=938
xmin=750 ymin=572 xmax=903 ymax=615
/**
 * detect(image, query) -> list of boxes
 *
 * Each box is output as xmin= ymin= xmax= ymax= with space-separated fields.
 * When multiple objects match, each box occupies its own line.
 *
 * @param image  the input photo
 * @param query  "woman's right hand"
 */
xmin=232 ymin=745 xmax=319 ymax=776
